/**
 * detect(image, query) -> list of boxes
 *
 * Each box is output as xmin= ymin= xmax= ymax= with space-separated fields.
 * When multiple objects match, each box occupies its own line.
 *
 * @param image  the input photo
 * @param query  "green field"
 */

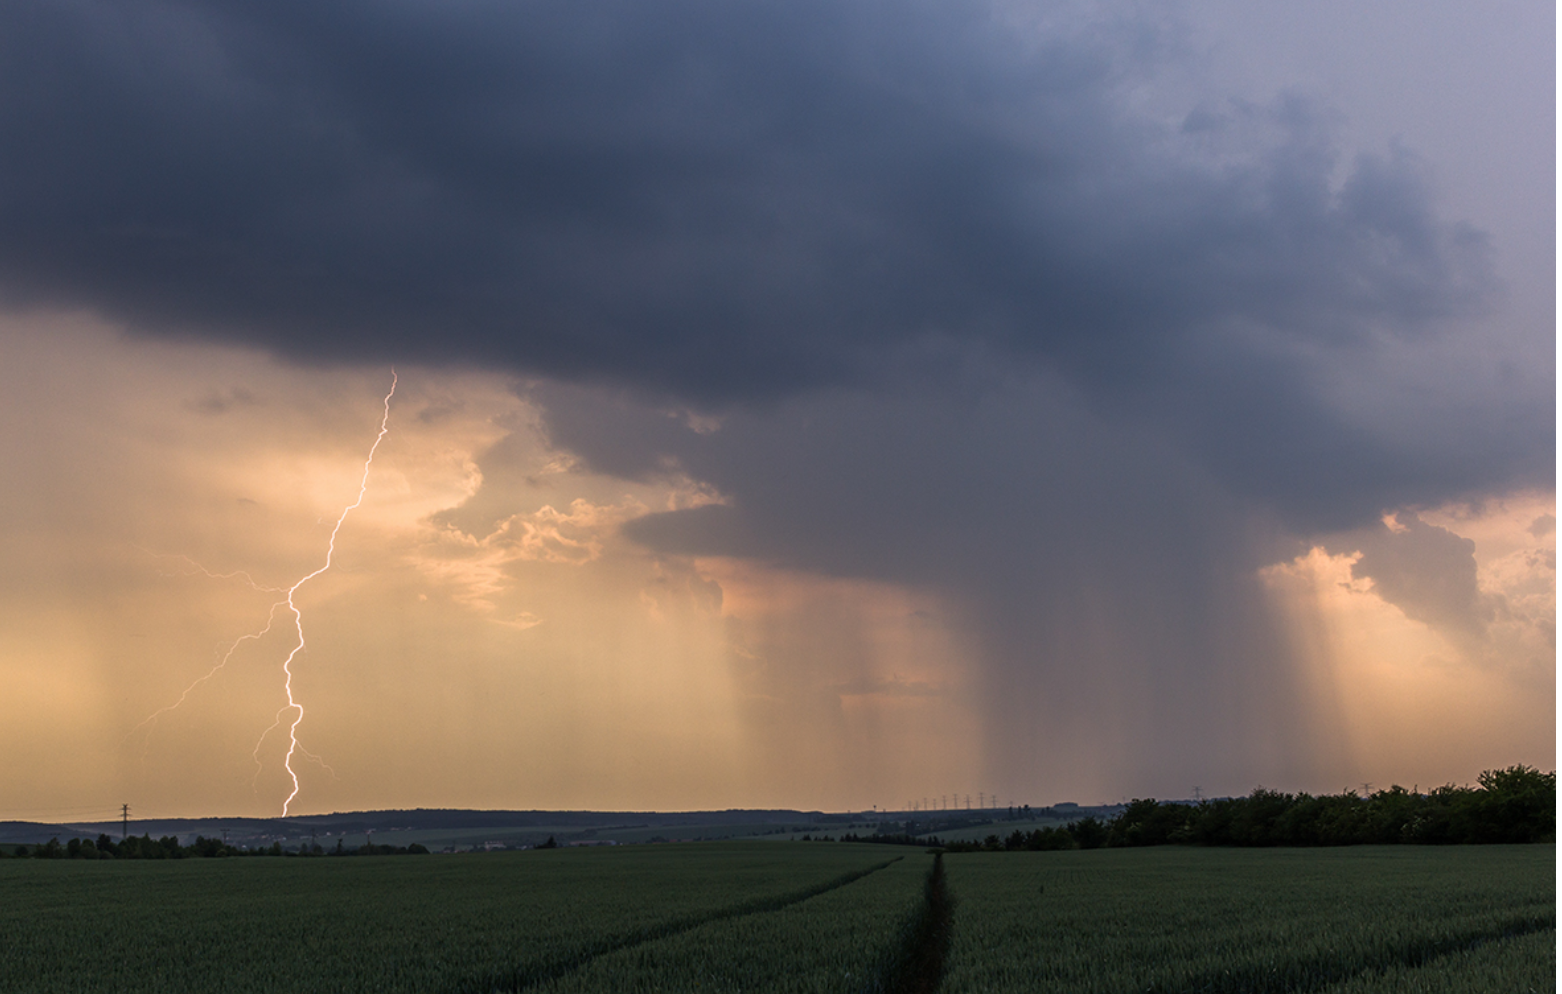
xmin=1 ymin=842 xmax=1551 ymax=993
xmin=531 ymin=852 xmax=932 ymax=993
xmin=0 ymin=843 xmax=899 ymax=994
xmin=940 ymin=845 xmax=1554 ymax=994
xmin=912 ymin=816 xmax=1073 ymax=843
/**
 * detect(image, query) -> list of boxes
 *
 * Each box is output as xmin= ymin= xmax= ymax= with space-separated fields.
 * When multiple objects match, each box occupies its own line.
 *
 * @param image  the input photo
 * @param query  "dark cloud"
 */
xmin=4 ymin=0 xmax=1545 ymax=530
xmin=1344 ymin=513 xmax=1495 ymax=640
xmin=184 ymin=386 xmax=257 ymax=415
xmin=0 ymin=1 xmax=1498 ymax=407
xmin=2 ymin=0 xmax=1549 ymax=796
xmin=526 ymin=370 xmax=1320 ymax=796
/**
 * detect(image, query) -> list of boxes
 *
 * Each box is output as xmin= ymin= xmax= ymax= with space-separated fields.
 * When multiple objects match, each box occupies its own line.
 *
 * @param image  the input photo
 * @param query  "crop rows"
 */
xmin=3 ymin=842 xmax=1552 ymax=993
xmin=0 ymin=843 xmax=901 ymax=994
xmin=1316 ymin=929 xmax=1554 ymax=993
xmin=530 ymin=852 xmax=932 ymax=994
xmin=937 ymin=845 xmax=1555 ymax=994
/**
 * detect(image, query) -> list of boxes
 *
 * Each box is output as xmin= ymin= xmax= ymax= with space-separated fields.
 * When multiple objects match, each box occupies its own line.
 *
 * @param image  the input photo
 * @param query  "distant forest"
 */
xmin=8 ymin=765 xmax=1552 ymax=860
xmin=6 ymin=834 xmax=429 ymax=860
xmin=842 ymin=766 xmax=1554 ymax=851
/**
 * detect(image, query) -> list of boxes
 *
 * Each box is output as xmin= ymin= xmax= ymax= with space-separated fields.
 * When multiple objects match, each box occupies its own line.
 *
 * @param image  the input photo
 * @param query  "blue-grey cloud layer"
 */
xmin=3 ymin=0 xmax=1551 ymax=794
xmin=0 ymin=2 xmax=1499 ymax=399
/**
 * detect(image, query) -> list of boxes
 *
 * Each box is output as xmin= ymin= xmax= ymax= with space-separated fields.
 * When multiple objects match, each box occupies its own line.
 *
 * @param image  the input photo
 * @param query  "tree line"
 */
xmin=934 ymin=766 xmax=1554 ymax=852
xmin=5 ymin=833 xmax=431 ymax=859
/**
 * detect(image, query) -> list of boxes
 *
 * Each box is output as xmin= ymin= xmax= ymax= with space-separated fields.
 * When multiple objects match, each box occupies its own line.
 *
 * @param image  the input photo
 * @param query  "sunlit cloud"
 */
xmin=1261 ymin=492 xmax=1554 ymax=789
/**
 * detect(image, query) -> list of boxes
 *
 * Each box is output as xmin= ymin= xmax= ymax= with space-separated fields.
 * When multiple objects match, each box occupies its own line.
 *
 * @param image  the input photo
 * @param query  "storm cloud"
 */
xmin=0 ymin=5 xmax=1495 ymax=376
xmin=2 ymin=1 xmax=1543 ymax=515
xmin=0 ymin=0 xmax=1550 ymax=805
xmin=588 ymin=370 xmax=1319 ymax=795
xmin=1348 ymin=513 xmax=1493 ymax=640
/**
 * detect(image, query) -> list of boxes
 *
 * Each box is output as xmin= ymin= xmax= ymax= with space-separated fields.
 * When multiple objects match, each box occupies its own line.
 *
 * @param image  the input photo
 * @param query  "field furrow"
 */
xmin=1316 ymin=929 xmax=1555 ymax=994
xmin=4 ymin=842 xmax=1552 ymax=993
xmin=460 ymin=853 xmax=905 ymax=993
xmin=937 ymin=845 xmax=1554 ymax=994
xmin=527 ymin=851 xmax=933 ymax=994
xmin=0 ymin=843 xmax=895 ymax=994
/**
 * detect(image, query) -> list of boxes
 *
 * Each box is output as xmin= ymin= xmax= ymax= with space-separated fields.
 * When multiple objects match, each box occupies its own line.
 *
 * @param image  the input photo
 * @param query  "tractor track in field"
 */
xmin=1134 ymin=913 xmax=1555 ymax=994
xmin=454 ymin=855 xmax=905 ymax=994
xmin=879 ymin=851 xmax=955 ymax=994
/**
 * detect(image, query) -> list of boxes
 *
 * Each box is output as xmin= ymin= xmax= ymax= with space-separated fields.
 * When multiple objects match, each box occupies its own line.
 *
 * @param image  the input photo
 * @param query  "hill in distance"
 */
xmin=0 ymin=803 xmax=1126 ymax=851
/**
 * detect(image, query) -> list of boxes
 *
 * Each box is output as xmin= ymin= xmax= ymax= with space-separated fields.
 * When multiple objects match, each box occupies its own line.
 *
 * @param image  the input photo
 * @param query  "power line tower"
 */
xmin=121 ymin=803 xmax=129 ymax=841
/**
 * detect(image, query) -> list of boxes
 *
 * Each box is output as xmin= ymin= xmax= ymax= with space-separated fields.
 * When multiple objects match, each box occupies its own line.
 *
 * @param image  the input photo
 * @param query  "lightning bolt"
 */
xmin=147 ymin=555 xmax=288 ymax=594
xmin=125 ymin=599 xmax=288 ymax=749
xmin=264 ymin=371 xmax=396 ymax=815
xmin=135 ymin=372 xmax=397 ymax=816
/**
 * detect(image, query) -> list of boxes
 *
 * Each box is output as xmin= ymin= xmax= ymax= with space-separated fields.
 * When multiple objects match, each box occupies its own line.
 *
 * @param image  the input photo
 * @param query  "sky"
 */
xmin=0 ymin=0 xmax=1552 ymax=820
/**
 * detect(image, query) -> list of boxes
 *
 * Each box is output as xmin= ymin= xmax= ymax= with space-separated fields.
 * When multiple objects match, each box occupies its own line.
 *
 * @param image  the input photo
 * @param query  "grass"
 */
xmin=3 ymin=841 xmax=1552 ymax=993
xmin=938 ymin=845 xmax=1554 ymax=994
xmin=911 ymin=817 xmax=1073 ymax=843
xmin=0 ymin=842 xmax=895 ymax=994
xmin=1317 ymin=929 xmax=1553 ymax=993
xmin=530 ymin=852 xmax=933 ymax=994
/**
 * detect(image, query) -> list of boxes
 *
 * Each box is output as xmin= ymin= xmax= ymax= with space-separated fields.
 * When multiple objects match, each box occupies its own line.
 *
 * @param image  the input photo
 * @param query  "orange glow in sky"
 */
xmin=0 ymin=312 xmax=1551 ymax=820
